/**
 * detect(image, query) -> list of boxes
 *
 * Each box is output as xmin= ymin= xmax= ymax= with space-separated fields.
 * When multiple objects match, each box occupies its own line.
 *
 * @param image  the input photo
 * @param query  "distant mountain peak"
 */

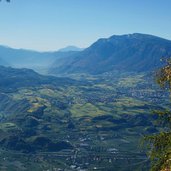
xmin=108 ymin=33 xmax=170 ymax=41
xmin=58 ymin=46 xmax=84 ymax=52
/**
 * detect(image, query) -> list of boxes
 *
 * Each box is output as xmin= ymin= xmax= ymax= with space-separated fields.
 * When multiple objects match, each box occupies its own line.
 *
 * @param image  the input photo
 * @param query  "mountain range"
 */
xmin=0 ymin=45 xmax=79 ymax=73
xmin=49 ymin=33 xmax=171 ymax=74
xmin=1 ymin=33 xmax=171 ymax=75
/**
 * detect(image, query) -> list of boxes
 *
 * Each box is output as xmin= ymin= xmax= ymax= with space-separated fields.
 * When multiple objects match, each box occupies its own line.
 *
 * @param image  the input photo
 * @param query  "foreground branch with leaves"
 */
xmin=146 ymin=58 xmax=171 ymax=171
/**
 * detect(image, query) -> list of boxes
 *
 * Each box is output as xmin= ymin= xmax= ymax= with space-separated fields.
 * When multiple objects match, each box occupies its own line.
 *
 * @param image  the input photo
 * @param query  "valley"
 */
xmin=1 ymin=0 xmax=171 ymax=169
xmin=0 ymin=32 xmax=171 ymax=171
xmin=0 ymin=67 xmax=167 ymax=170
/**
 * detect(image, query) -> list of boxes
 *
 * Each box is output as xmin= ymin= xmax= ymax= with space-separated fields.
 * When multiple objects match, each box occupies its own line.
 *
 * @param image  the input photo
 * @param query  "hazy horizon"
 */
xmin=1 ymin=32 xmax=171 ymax=53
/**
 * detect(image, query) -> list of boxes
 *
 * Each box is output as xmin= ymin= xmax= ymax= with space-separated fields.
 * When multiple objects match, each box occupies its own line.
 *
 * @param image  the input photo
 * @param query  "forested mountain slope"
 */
xmin=49 ymin=33 xmax=171 ymax=74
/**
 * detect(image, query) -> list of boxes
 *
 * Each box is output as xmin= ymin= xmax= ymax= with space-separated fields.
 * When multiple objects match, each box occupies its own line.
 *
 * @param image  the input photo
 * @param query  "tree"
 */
xmin=146 ymin=58 xmax=171 ymax=171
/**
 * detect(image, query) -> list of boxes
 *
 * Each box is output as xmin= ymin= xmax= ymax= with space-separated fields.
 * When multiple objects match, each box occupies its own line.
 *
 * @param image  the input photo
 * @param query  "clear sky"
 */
xmin=0 ymin=0 xmax=171 ymax=51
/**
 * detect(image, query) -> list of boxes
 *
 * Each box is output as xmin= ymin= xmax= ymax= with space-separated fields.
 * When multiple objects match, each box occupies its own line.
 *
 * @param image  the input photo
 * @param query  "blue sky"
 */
xmin=0 ymin=0 xmax=171 ymax=51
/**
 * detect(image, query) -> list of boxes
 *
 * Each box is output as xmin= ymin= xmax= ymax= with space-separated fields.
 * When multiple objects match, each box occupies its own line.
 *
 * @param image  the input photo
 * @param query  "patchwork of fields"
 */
xmin=0 ymin=71 xmax=168 ymax=170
